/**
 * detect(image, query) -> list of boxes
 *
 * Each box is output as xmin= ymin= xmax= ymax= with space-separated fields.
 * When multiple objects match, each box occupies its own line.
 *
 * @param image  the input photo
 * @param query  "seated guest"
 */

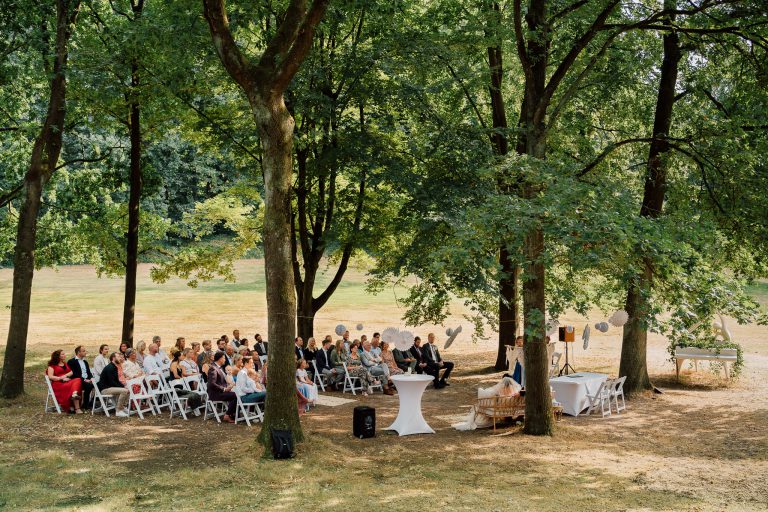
xmin=340 ymin=330 xmax=351 ymax=353
xmin=119 ymin=342 xmax=129 ymax=359
xmin=135 ymin=340 xmax=146 ymax=366
xmin=122 ymin=348 xmax=145 ymax=380
xmin=198 ymin=340 xmax=213 ymax=370
xmin=153 ymin=335 xmax=171 ymax=369
xmin=168 ymin=351 xmax=202 ymax=413
xmin=97 ymin=352 xmax=130 ymax=417
xmin=349 ymin=339 xmax=361 ymax=354
xmin=237 ymin=346 xmax=250 ymax=358
xmin=231 ymin=329 xmax=242 ymax=349
xmin=142 ymin=343 xmax=164 ymax=375
xmin=316 ymin=337 xmax=342 ymax=389
xmin=253 ymin=333 xmax=268 ymax=356
xmin=216 ymin=337 xmax=227 ymax=353
xmin=452 ymin=377 xmax=521 ymax=431
xmin=393 ymin=344 xmax=417 ymax=373
xmin=225 ymin=365 xmax=236 ymax=387
xmin=93 ymin=344 xmax=110 ymax=381
xmin=67 ymin=345 xmax=94 ymax=409
xmin=231 ymin=354 xmax=244 ymax=381
xmin=424 ymin=333 xmax=454 ymax=389
xmin=410 ymin=336 xmax=429 ymax=374
xmin=294 ymin=337 xmax=305 ymax=361
xmin=220 ymin=334 xmax=230 ymax=349
xmin=295 ymin=359 xmax=318 ymax=405
xmin=370 ymin=335 xmax=382 ymax=357
xmin=207 ymin=351 xmax=237 ymax=423
xmin=199 ymin=352 xmax=212 ymax=383
xmin=360 ymin=341 xmax=394 ymax=395
xmin=222 ymin=345 xmax=236 ymax=370
xmin=173 ymin=337 xmax=186 ymax=354
xmin=180 ymin=348 xmax=199 ymax=377
xmin=331 ymin=340 xmax=348 ymax=371
xmin=235 ymin=356 xmax=266 ymax=403
xmin=304 ymin=337 xmax=318 ymax=363
xmin=46 ymin=349 xmax=83 ymax=414
xmin=347 ymin=344 xmax=379 ymax=397
xmin=380 ymin=342 xmax=404 ymax=376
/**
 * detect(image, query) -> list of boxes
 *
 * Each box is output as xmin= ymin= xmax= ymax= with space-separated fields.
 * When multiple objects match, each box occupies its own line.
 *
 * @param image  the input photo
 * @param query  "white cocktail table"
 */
xmin=384 ymin=374 xmax=435 ymax=436
xmin=549 ymin=372 xmax=608 ymax=416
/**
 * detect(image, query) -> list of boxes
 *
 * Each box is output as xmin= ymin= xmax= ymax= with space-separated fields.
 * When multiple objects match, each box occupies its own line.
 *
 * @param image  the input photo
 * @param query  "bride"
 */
xmin=452 ymin=377 xmax=522 ymax=431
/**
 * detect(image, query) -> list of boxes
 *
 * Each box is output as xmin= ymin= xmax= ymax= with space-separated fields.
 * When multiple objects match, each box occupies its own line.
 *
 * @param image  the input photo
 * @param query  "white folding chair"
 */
xmin=183 ymin=374 xmax=208 ymax=406
xmin=610 ymin=376 xmax=626 ymax=413
xmin=234 ymin=394 xmax=264 ymax=426
xmin=167 ymin=380 xmax=193 ymax=420
xmin=126 ymin=377 xmax=157 ymax=419
xmin=550 ymin=352 xmax=562 ymax=377
xmin=91 ymin=385 xmax=116 ymax=417
xmin=311 ymin=360 xmax=327 ymax=392
xmin=342 ymin=362 xmax=363 ymax=395
xmin=204 ymin=399 xmax=229 ymax=422
xmin=585 ymin=380 xmax=612 ymax=418
xmin=145 ymin=374 xmax=174 ymax=415
xmin=44 ymin=376 xmax=63 ymax=414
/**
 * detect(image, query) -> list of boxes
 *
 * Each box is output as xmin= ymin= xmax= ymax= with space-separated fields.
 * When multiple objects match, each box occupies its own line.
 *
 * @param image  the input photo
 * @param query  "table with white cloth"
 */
xmin=549 ymin=372 xmax=608 ymax=416
xmin=384 ymin=374 xmax=435 ymax=436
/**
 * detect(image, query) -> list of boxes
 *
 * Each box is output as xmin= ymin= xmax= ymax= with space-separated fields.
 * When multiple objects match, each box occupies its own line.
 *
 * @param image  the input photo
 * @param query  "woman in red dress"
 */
xmin=46 ymin=349 xmax=83 ymax=413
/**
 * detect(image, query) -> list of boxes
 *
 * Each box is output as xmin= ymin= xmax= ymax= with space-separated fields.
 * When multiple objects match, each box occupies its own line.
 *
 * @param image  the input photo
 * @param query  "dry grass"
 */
xmin=0 ymin=261 xmax=767 ymax=511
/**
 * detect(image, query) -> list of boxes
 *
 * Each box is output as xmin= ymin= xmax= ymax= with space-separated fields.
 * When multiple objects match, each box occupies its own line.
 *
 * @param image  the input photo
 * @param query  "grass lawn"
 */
xmin=1 ymin=262 xmax=767 ymax=511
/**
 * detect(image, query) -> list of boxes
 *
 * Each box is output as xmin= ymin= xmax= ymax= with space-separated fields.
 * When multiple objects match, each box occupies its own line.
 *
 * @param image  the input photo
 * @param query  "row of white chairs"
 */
xmin=311 ymin=360 xmax=384 ymax=395
xmin=45 ymin=372 xmax=264 ymax=426
xmin=585 ymin=376 xmax=627 ymax=417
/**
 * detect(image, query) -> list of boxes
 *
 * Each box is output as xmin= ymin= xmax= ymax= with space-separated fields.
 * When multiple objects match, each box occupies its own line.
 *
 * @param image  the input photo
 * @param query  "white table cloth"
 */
xmin=549 ymin=372 xmax=608 ymax=416
xmin=384 ymin=374 xmax=435 ymax=436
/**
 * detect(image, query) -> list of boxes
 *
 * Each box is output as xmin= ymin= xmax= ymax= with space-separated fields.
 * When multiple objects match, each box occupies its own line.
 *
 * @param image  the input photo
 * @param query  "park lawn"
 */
xmin=0 ymin=354 xmax=699 ymax=512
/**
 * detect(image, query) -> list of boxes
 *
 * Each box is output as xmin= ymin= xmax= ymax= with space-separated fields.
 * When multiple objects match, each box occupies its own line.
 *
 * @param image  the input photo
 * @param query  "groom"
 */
xmin=423 ymin=333 xmax=454 ymax=389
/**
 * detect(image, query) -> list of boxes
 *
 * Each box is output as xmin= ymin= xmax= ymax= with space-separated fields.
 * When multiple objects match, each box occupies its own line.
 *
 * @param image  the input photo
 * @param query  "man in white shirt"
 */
xmin=153 ymin=335 xmax=171 ymax=369
xmin=143 ymin=343 xmax=163 ymax=375
xmin=370 ymin=336 xmax=383 ymax=358
xmin=92 ymin=344 xmax=110 ymax=381
xmin=230 ymin=329 xmax=242 ymax=349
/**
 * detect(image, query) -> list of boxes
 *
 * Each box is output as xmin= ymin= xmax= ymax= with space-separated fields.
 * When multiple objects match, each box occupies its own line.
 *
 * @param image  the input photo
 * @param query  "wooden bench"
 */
xmin=475 ymin=395 xmax=525 ymax=431
xmin=674 ymin=345 xmax=738 ymax=379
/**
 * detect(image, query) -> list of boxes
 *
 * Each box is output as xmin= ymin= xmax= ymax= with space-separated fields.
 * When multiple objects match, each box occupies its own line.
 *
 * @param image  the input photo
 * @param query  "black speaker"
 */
xmin=353 ymin=406 xmax=375 ymax=439
xmin=271 ymin=428 xmax=294 ymax=459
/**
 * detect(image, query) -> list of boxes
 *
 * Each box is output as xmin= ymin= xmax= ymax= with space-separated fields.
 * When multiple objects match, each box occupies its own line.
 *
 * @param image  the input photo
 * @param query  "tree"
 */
xmin=0 ymin=0 xmax=82 ymax=398
xmin=202 ymin=0 xmax=330 ymax=449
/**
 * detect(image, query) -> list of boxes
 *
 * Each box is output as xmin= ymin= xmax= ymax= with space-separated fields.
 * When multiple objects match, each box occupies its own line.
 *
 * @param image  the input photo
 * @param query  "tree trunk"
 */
xmin=520 ymin=0 xmax=553 ymax=435
xmin=297 ymin=267 xmax=317 ymax=340
xmin=0 ymin=0 xmax=80 ymax=399
xmin=619 ymin=0 xmax=680 ymax=396
xmin=255 ymin=96 xmax=302 ymax=446
xmin=122 ymin=59 xmax=142 ymax=348
xmin=486 ymin=13 xmax=520 ymax=371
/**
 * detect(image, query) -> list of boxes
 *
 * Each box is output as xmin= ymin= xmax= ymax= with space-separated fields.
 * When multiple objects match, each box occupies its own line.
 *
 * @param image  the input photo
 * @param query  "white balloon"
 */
xmin=356 ymin=323 xmax=364 ymax=331
xmin=594 ymin=322 xmax=609 ymax=333
xmin=609 ymin=310 xmax=629 ymax=327
xmin=446 ymin=328 xmax=454 ymax=337
xmin=334 ymin=324 xmax=346 ymax=336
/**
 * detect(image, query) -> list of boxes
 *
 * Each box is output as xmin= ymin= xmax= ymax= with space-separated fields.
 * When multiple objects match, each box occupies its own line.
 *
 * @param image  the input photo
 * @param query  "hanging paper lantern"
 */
xmin=381 ymin=327 xmax=400 ymax=344
xmin=356 ymin=323 xmax=364 ymax=331
xmin=444 ymin=325 xmax=462 ymax=350
xmin=582 ymin=325 xmax=591 ymax=350
xmin=334 ymin=324 xmax=347 ymax=336
xmin=546 ymin=318 xmax=560 ymax=336
xmin=446 ymin=327 xmax=454 ymax=337
xmin=594 ymin=322 xmax=609 ymax=333
xmin=393 ymin=330 xmax=412 ymax=351
xmin=609 ymin=310 xmax=629 ymax=327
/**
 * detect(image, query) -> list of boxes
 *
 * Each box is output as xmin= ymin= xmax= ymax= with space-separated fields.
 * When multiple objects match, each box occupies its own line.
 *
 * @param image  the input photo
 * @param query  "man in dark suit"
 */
xmin=424 ymin=333 xmax=454 ymax=388
xmin=315 ymin=338 xmax=341 ymax=389
xmin=409 ymin=337 xmax=431 ymax=377
xmin=207 ymin=351 xmax=237 ymax=423
xmin=68 ymin=345 xmax=94 ymax=409
xmin=254 ymin=334 xmax=268 ymax=357
xmin=97 ymin=353 xmax=129 ymax=416
xmin=294 ymin=337 xmax=305 ymax=361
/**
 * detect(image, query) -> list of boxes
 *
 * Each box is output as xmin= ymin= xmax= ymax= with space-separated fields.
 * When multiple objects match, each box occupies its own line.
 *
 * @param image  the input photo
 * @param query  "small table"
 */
xmin=549 ymin=372 xmax=608 ymax=416
xmin=384 ymin=374 xmax=435 ymax=436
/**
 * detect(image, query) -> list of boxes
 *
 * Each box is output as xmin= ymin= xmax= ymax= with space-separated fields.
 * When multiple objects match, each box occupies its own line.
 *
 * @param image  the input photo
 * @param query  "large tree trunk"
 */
xmin=520 ymin=0 xmax=553 ymax=435
xmin=619 ymin=0 xmax=680 ymax=396
xmin=122 ymin=58 xmax=142 ymax=348
xmin=256 ymin=96 xmax=302 ymax=444
xmin=0 ymin=0 xmax=80 ymax=399
xmin=296 ymin=268 xmax=317 ymax=340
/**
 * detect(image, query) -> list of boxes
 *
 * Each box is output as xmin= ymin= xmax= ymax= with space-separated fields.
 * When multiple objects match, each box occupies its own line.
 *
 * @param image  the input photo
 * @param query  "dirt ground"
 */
xmin=0 ymin=262 xmax=766 ymax=511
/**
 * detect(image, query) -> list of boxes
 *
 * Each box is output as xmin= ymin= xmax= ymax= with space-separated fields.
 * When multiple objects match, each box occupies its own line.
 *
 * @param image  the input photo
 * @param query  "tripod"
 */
xmin=559 ymin=341 xmax=576 ymax=375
